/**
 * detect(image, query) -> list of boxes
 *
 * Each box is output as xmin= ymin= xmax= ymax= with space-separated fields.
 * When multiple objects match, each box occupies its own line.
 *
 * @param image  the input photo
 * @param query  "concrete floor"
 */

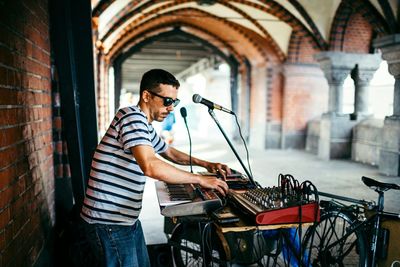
xmin=139 ymin=140 xmax=400 ymax=246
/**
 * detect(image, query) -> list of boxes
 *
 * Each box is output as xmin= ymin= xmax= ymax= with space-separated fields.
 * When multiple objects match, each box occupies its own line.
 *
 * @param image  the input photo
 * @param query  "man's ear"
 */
xmin=142 ymin=90 xmax=150 ymax=103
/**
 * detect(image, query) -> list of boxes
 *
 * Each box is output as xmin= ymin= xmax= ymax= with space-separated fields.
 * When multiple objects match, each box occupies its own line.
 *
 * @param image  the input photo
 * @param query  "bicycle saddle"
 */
xmin=362 ymin=176 xmax=400 ymax=191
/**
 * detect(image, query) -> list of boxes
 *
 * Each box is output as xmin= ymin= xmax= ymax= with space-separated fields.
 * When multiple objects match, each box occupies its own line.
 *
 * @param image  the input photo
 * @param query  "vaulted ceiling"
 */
xmin=91 ymin=0 xmax=398 ymax=91
xmin=120 ymin=34 xmax=215 ymax=89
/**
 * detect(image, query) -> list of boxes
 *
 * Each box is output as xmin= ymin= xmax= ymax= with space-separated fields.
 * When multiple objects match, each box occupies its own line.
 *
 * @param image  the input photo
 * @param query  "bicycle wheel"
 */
xmin=302 ymin=211 xmax=367 ymax=267
xmin=170 ymin=223 xmax=227 ymax=267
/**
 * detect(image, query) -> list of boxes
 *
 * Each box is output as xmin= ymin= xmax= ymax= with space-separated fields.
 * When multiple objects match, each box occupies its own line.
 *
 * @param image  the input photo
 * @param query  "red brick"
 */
xmin=0 ymin=46 xmax=13 ymax=67
xmin=0 ymin=208 xmax=11 ymax=229
xmin=12 ymin=205 xmax=29 ymax=236
xmin=0 ymin=186 xmax=13 ymax=211
xmin=343 ymin=13 xmax=372 ymax=53
xmin=3 ymin=224 xmax=13 ymax=248
xmin=0 ymin=108 xmax=21 ymax=126
xmin=0 ymin=87 xmax=18 ymax=105
xmin=0 ymin=167 xmax=14 ymax=191
xmin=0 ymin=127 xmax=24 ymax=148
xmin=1 ymin=233 xmax=25 ymax=267
xmin=0 ymin=66 xmax=7 ymax=86
xmin=0 ymin=143 xmax=25 ymax=170
xmin=15 ymin=90 xmax=51 ymax=106
xmin=0 ymin=229 xmax=5 ymax=251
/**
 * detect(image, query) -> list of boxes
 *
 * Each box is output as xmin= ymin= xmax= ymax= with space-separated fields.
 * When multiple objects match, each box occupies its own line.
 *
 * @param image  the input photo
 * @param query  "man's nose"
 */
xmin=167 ymin=105 xmax=174 ymax=111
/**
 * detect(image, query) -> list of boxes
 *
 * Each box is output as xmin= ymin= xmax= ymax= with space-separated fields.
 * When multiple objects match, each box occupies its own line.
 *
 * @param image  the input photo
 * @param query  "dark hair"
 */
xmin=139 ymin=69 xmax=180 ymax=95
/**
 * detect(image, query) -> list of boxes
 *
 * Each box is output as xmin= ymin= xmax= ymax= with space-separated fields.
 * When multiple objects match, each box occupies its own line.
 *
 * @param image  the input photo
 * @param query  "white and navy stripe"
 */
xmin=81 ymin=106 xmax=168 ymax=225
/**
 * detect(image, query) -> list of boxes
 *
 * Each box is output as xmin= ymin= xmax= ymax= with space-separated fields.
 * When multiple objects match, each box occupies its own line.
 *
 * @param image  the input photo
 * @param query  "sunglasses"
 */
xmin=147 ymin=91 xmax=180 ymax=107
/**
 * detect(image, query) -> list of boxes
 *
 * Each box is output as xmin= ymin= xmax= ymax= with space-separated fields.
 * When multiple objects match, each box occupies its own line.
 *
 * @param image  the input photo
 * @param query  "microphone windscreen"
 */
xmin=192 ymin=94 xmax=202 ymax=103
xmin=180 ymin=107 xmax=187 ymax=118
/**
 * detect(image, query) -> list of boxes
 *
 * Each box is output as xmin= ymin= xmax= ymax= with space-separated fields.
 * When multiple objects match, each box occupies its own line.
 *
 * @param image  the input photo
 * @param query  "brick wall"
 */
xmin=330 ymin=3 xmax=374 ymax=53
xmin=287 ymin=33 xmax=320 ymax=64
xmin=0 ymin=0 xmax=54 ymax=266
xmin=342 ymin=12 xmax=373 ymax=53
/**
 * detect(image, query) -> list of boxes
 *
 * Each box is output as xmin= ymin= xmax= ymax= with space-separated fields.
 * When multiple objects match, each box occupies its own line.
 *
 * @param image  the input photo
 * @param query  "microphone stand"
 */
xmin=207 ymin=108 xmax=256 ymax=186
xmin=183 ymin=119 xmax=193 ymax=173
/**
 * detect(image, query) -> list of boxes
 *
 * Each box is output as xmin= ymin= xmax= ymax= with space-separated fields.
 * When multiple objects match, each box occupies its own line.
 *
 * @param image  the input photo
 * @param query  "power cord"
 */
xmin=233 ymin=113 xmax=256 ymax=186
xmin=201 ymin=222 xmax=212 ymax=267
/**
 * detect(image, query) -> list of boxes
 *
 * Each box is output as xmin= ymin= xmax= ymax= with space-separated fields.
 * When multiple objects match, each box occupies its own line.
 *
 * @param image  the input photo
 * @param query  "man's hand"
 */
xmin=198 ymin=176 xmax=229 ymax=196
xmin=204 ymin=162 xmax=231 ymax=180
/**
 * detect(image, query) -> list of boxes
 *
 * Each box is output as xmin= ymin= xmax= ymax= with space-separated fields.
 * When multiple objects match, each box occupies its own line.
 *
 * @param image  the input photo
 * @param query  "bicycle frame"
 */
xmin=322 ymin=209 xmax=399 ymax=266
xmin=318 ymin=188 xmax=400 ymax=267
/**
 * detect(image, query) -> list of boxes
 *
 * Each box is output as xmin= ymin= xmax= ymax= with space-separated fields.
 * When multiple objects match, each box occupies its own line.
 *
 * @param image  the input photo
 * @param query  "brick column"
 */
xmin=374 ymin=34 xmax=400 ymax=176
xmin=249 ymin=64 xmax=268 ymax=148
xmin=282 ymin=63 xmax=328 ymax=149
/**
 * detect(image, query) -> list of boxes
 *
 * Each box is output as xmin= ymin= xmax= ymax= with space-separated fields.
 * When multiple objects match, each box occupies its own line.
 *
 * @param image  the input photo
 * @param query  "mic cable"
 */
xmin=180 ymin=107 xmax=193 ymax=173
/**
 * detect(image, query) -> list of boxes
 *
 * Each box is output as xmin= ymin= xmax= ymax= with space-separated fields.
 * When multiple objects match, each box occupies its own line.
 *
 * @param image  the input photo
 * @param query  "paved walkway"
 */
xmin=139 ymin=141 xmax=400 ymax=245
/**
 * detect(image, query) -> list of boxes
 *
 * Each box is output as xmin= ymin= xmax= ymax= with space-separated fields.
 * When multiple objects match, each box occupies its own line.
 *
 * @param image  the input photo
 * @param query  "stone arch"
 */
xmin=104 ymin=8 xmax=280 ymax=64
xmin=92 ymin=0 xmax=116 ymax=17
xmin=329 ymin=0 xmax=388 ymax=52
xmin=97 ymin=0 xmax=326 ymax=52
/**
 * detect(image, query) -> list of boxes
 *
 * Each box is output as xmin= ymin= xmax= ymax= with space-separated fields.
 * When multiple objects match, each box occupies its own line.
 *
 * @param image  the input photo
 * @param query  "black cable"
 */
xmin=254 ymin=228 xmax=265 ymax=264
xmin=181 ymin=107 xmax=193 ymax=173
xmin=201 ymin=222 xmax=213 ymax=266
xmin=184 ymin=120 xmax=193 ymax=173
xmin=199 ymin=222 xmax=207 ymax=267
xmin=233 ymin=113 xmax=256 ymax=186
xmin=206 ymin=223 xmax=214 ymax=265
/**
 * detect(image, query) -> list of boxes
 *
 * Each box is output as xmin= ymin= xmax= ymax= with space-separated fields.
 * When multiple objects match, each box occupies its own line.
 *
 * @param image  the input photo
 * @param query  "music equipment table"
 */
xmin=158 ymin=174 xmax=320 ymax=267
xmin=215 ymin=208 xmax=313 ymax=234
xmin=165 ymin=202 xmax=316 ymax=266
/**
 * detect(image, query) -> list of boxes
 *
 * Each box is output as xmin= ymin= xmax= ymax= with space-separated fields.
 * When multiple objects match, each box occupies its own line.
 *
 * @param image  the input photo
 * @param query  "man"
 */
xmin=81 ymin=69 xmax=230 ymax=267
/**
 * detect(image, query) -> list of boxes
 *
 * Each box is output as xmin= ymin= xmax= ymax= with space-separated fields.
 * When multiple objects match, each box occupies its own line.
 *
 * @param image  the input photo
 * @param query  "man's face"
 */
xmin=147 ymin=83 xmax=178 ymax=122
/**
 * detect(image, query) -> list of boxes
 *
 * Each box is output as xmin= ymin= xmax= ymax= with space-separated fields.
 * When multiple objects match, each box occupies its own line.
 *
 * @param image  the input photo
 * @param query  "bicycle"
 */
xmin=302 ymin=176 xmax=400 ymax=267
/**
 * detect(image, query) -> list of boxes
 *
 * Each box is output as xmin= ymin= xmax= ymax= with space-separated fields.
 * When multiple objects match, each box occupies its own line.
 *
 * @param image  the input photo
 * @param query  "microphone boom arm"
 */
xmin=207 ymin=108 xmax=256 ymax=186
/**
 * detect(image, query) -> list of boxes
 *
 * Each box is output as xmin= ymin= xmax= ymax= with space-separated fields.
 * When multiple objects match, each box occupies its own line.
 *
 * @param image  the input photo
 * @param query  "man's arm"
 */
xmin=160 ymin=146 xmax=231 ymax=177
xmin=131 ymin=145 xmax=228 ymax=195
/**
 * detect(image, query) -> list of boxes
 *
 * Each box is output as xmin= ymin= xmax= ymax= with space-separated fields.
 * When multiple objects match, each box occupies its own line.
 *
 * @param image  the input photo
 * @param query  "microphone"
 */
xmin=180 ymin=106 xmax=187 ymax=121
xmin=192 ymin=94 xmax=234 ymax=115
xmin=180 ymin=107 xmax=193 ymax=173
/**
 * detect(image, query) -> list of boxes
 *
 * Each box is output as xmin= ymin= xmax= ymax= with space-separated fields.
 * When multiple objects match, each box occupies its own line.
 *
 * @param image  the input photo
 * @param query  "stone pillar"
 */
xmin=315 ymin=52 xmax=354 ymax=115
xmin=373 ymin=34 xmax=400 ymax=176
xmin=315 ymin=52 xmax=382 ymax=159
xmin=352 ymin=67 xmax=372 ymax=117
xmin=315 ymin=52 xmax=355 ymax=159
xmin=329 ymin=69 xmax=348 ymax=114
xmin=351 ymin=55 xmax=381 ymax=119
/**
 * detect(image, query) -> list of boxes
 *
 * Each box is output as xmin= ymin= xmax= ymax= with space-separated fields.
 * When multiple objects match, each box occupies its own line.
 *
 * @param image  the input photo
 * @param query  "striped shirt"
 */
xmin=81 ymin=106 xmax=168 ymax=225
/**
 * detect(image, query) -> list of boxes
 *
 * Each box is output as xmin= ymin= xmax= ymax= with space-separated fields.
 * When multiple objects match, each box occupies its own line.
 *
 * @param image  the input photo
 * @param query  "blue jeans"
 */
xmin=83 ymin=219 xmax=150 ymax=267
